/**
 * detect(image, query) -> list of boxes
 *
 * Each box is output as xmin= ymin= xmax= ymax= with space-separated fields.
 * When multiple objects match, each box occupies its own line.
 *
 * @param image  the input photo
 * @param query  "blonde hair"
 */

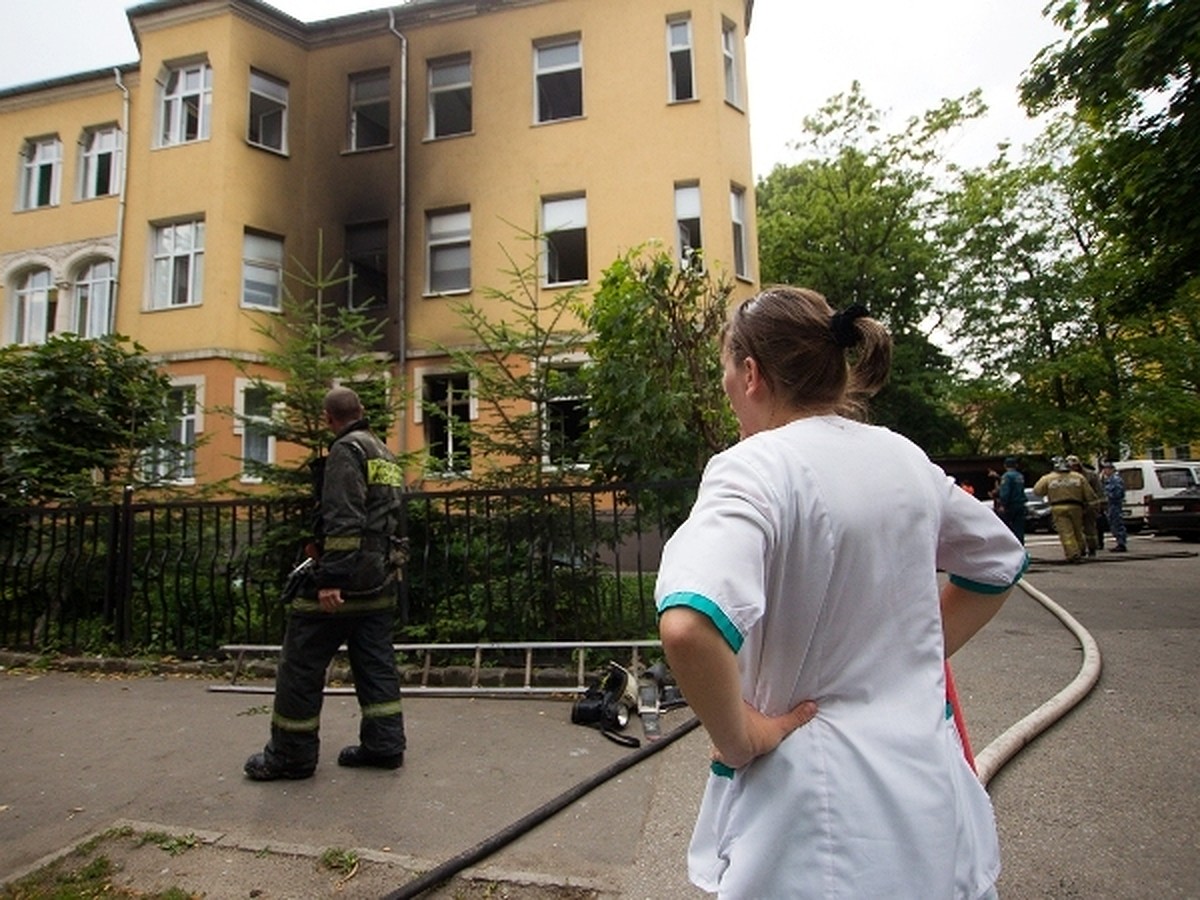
xmin=723 ymin=286 xmax=892 ymax=419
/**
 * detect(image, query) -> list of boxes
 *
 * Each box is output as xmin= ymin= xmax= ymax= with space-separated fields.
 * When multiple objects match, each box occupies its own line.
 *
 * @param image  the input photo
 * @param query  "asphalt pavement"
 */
xmin=1 ymin=532 xmax=1197 ymax=899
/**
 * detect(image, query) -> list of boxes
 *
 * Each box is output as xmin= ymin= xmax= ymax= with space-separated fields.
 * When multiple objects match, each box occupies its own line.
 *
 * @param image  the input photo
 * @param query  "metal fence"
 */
xmin=0 ymin=480 xmax=695 ymax=659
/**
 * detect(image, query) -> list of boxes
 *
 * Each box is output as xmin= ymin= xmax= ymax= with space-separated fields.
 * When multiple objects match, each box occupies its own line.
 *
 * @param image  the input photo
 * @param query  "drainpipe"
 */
xmin=388 ymin=10 xmax=409 ymax=458
xmin=112 ymin=67 xmax=131 ymax=335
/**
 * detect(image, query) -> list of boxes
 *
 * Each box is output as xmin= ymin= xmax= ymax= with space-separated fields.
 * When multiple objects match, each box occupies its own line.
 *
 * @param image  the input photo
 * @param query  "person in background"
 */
xmin=1033 ymin=458 xmax=1099 ymax=563
xmin=656 ymin=286 xmax=1026 ymax=899
xmin=1100 ymin=460 xmax=1128 ymax=552
xmin=1067 ymin=454 xmax=1103 ymax=556
xmin=995 ymin=455 xmax=1027 ymax=544
xmin=244 ymin=387 xmax=407 ymax=781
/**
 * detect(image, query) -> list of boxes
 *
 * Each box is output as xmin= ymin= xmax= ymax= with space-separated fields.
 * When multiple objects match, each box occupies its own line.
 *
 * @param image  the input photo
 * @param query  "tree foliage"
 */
xmin=582 ymin=245 xmax=737 ymax=482
xmin=0 ymin=334 xmax=178 ymax=505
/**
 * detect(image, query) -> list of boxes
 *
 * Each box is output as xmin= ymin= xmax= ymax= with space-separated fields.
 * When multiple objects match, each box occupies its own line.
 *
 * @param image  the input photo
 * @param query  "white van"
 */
xmin=1112 ymin=460 xmax=1198 ymax=531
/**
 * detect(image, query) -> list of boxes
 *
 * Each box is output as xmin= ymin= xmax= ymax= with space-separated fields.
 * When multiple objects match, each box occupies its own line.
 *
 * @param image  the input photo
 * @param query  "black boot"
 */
xmin=337 ymin=745 xmax=403 ymax=770
xmin=243 ymin=751 xmax=315 ymax=781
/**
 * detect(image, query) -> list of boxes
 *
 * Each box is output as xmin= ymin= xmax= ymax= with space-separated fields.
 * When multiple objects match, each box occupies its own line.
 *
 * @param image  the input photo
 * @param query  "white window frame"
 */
xmin=79 ymin=125 xmax=121 ymax=199
xmin=721 ymin=19 xmax=741 ymax=108
xmin=248 ymin=69 xmax=288 ymax=153
xmin=234 ymin=377 xmax=280 ymax=482
xmin=426 ymin=208 xmax=471 ymax=295
xmin=538 ymin=353 xmax=591 ymax=471
xmin=73 ymin=259 xmax=115 ymax=338
xmin=241 ymin=230 xmax=284 ymax=310
xmin=146 ymin=376 xmax=204 ymax=485
xmin=20 ymin=136 xmax=62 ymax=209
xmin=534 ymin=36 xmax=583 ymax=123
xmin=675 ymin=182 xmax=703 ymax=269
xmin=667 ymin=16 xmax=695 ymax=103
xmin=428 ymin=55 xmax=472 ymax=139
xmin=150 ymin=219 xmax=205 ymax=309
xmin=349 ymin=70 xmax=391 ymax=150
xmin=731 ymin=185 xmax=749 ymax=279
xmin=159 ymin=61 xmax=212 ymax=147
xmin=414 ymin=367 xmax=476 ymax=477
xmin=12 ymin=267 xmax=56 ymax=345
xmin=541 ymin=195 xmax=588 ymax=286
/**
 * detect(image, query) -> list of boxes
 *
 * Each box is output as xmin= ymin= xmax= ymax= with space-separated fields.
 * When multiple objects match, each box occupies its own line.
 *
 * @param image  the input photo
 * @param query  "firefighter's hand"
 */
xmin=318 ymin=588 xmax=344 ymax=613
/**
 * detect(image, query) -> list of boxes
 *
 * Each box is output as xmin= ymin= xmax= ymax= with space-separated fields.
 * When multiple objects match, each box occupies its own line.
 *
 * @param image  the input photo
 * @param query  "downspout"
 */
xmin=388 ymin=11 xmax=409 ymax=458
xmin=113 ymin=67 xmax=131 ymax=335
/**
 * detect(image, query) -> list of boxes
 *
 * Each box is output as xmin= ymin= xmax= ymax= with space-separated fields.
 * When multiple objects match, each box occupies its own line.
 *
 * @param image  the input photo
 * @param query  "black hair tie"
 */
xmin=831 ymin=304 xmax=869 ymax=348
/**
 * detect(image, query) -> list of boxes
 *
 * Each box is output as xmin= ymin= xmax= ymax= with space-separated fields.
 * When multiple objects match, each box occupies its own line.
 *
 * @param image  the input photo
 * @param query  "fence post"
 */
xmin=114 ymin=485 xmax=135 ymax=646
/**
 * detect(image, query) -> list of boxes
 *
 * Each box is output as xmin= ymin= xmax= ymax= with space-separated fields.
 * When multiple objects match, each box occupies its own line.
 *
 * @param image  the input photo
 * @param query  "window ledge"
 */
xmin=145 ymin=303 xmax=202 ymax=313
xmin=668 ymin=97 xmax=700 ymax=106
xmin=341 ymin=143 xmax=396 ymax=156
xmin=533 ymin=115 xmax=586 ymax=127
xmin=543 ymin=279 xmax=588 ymax=289
xmin=423 ymin=131 xmax=475 ymax=144
xmin=422 ymin=289 xmax=471 ymax=299
xmin=245 ymin=140 xmax=289 ymax=157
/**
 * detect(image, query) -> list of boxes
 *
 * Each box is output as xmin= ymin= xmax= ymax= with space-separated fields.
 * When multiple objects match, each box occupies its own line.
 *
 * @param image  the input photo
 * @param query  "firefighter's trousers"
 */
xmin=264 ymin=607 xmax=406 ymax=771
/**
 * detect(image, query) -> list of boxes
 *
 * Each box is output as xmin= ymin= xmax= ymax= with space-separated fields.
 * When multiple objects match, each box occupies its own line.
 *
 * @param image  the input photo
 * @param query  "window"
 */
xmin=346 ymin=221 xmax=388 ymax=308
xmin=426 ymin=209 xmax=470 ymax=294
xmin=421 ymin=372 xmax=472 ymax=475
xmin=542 ymin=361 xmax=589 ymax=468
xmin=248 ymin=70 xmax=288 ymax=152
xmin=722 ymin=19 xmax=741 ymax=107
xmin=237 ymin=382 xmax=276 ymax=480
xmin=242 ymin=231 xmax=284 ymax=310
xmin=675 ymin=183 xmax=703 ymax=268
xmin=542 ymin=195 xmax=588 ymax=285
xmin=159 ymin=62 xmax=212 ymax=146
xmin=428 ymin=56 xmax=472 ymax=138
xmin=151 ymin=219 xmax=205 ymax=309
xmin=535 ymin=37 xmax=583 ymax=123
xmin=667 ymin=17 xmax=695 ymax=102
xmin=79 ymin=126 xmax=121 ymax=199
xmin=13 ymin=267 xmax=55 ymax=345
xmin=730 ymin=186 xmax=749 ymax=278
xmin=145 ymin=381 xmax=201 ymax=484
xmin=73 ymin=259 xmax=115 ymax=338
xmin=20 ymin=137 xmax=61 ymax=209
xmin=349 ymin=70 xmax=390 ymax=150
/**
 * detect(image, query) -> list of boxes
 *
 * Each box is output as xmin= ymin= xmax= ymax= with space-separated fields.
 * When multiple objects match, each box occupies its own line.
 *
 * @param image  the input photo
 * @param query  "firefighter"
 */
xmin=244 ymin=386 xmax=407 ymax=780
xmin=1032 ymin=457 xmax=1099 ymax=563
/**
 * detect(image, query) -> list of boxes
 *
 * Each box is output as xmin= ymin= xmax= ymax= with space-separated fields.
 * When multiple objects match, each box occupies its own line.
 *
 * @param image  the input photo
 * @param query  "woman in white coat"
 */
xmin=656 ymin=286 xmax=1027 ymax=899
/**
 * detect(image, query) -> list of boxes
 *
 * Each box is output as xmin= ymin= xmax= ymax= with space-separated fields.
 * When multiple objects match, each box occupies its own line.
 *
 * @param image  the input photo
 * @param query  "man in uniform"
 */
xmin=1067 ymin=454 xmax=1103 ymax=556
xmin=995 ymin=456 xmax=1027 ymax=543
xmin=245 ymin=386 xmax=407 ymax=780
xmin=1033 ymin=457 xmax=1099 ymax=563
xmin=1100 ymin=460 xmax=1128 ymax=552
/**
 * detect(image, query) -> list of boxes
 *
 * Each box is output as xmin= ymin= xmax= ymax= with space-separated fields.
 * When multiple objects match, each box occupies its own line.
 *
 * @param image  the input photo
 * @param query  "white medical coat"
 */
xmin=655 ymin=416 xmax=1027 ymax=899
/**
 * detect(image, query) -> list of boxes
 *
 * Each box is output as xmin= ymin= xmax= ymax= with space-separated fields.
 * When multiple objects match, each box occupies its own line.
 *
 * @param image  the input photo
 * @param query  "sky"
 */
xmin=0 ymin=0 xmax=1066 ymax=178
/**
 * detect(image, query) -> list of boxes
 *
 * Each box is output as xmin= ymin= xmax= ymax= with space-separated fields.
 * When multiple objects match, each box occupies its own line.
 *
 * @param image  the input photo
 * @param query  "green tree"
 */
xmin=582 ymin=244 xmax=736 ymax=483
xmin=1021 ymin=0 xmax=1200 ymax=311
xmin=756 ymin=84 xmax=979 ymax=452
xmin=0 ymin=334 xmax=179 ymax=505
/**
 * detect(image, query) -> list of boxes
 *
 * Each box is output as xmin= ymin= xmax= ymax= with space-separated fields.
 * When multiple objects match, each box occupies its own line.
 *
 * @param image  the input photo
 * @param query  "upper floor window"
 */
xmin=721 ymin=19 xmax=741 ymax=107
xmin=159 ymin=62 xmax=212 ymax=146
xmin=73 ymin=259 xmax=115 ymax=338
xmin=248 ymin=70 xmax=288 ymax=153
xmin=731 ymin=185 xmax=749 ymax=279
xmin=427 ymin=209 xmax=471 ymax=294
xmin=428 ymin=56 xmax=472 ymax=139
xmin=542 ymin=195 xmax=588 ymax=285
xmin=421 ymin=371 xmax=472 ymax=476
xmin=349 ymin=70 xmax=390 ymax=150
xmin=667 ymin=16 xmax=695 ymax=102
xmin=242 ymin=230 xmax=284 ymax=310
xmin=535 ymin=37 xmax=583 ymax=123
xmin=675 ymin=183 xmax=703 ymax=269
xmin=79 ymin=126 xmax=121 ymax=199
xmin=12 ymin=267 xmax=55 ymax=345
xmin=151 ymin=219 xmax=205 ymax=309
xmin=542 ymin=360 xmax=589 ymax=469
xmin=20 ymin=137 xmax=61 ymax=209
xmin=346 ymin=221 xmax=388 ymax=308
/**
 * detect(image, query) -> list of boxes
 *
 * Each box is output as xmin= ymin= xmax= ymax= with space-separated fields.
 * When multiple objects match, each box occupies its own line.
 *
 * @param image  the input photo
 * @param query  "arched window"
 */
xmin=12 ymin=267 xmax=56 ymax=345
xmin=73 ymin=259 xmax=115 ymax=338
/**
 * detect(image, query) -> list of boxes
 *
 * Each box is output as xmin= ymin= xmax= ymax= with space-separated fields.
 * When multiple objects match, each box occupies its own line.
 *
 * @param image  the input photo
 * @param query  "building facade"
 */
xmin=0 ymin=0 xmax=759 ymax=489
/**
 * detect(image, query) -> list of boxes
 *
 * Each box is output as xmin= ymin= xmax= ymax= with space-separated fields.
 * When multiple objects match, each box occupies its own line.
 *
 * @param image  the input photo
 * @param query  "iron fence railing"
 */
xmin=0 ymin=480 xmax=696 ymax=659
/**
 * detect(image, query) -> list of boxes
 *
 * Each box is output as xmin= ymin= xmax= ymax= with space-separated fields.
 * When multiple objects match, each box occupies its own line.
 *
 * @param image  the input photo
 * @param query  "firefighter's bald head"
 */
xmin=324 ymin=387 xmax=363 ymax=429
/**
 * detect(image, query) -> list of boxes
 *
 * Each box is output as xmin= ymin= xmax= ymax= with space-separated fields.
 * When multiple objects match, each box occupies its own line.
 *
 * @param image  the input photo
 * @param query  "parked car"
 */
xmin=1113 ymin=460 xmax=1197 ymax=531
xmin=1147 ymin=485 xmax=1200 ymax=542
xmin=1023 ymin=488 xmax=1053 ymax=533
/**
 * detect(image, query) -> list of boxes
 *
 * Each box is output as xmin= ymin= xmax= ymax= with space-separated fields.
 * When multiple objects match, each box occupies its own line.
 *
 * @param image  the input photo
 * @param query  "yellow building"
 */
xmin=0 ymin=0 xmax=759 ymax=490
